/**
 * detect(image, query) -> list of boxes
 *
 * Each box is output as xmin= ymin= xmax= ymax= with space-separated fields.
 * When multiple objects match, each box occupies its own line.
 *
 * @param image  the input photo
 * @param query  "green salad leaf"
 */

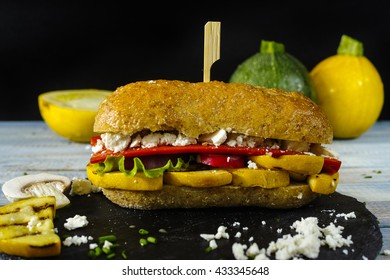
xmin=91 ymin=156 xmax=189 ymax=178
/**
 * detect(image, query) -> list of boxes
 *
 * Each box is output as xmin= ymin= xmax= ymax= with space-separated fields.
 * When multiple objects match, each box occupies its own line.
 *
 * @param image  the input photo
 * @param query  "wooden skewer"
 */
xmin=203 ymin=21 xmax=221 ymax=82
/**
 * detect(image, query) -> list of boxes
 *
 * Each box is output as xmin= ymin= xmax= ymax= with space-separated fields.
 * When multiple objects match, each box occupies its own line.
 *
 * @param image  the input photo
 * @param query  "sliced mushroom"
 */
xmin=2 ymin=173 xmax=71 ymax=209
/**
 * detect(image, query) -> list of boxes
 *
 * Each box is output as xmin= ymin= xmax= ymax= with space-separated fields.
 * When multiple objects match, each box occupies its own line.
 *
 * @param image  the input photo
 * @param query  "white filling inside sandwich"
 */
xmin=93 ymin=129 xmax=312 ymax=154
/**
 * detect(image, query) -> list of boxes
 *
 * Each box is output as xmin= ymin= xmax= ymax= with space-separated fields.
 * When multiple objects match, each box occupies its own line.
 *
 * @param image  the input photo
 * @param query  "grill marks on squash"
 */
xmin=0 ymin=196 xmax=61 ymax=258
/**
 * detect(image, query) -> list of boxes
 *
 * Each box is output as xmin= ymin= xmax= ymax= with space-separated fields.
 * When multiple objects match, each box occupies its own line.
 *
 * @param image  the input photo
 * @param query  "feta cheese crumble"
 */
xmin=64 ymin=214 xmax=89 ymax=230
xmin=63 ymin=235 xmax=93 ymax=247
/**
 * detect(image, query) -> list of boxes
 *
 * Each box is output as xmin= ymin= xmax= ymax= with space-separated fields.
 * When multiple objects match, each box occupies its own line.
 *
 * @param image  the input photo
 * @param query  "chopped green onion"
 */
xmin=139 ymin=229 xmax=149 ymax=235
xmin=147 ymin=236 xmax=157 ymax=244
xmin=95 ymin=246 xmax=102 ymax=257
xmin=121 ymin=250 xmax=128 ymax=259
xmin=139 ymin=238 xmax=148 ymax=246
xmin=102 ymin=247 xmax=112 ymax=254
xmin=106 ymin=253 xmax=116 ymax=259
xmin=98 ymin=235 xmax=117 ymax=244
xmin=88 ymin=250 xmax=97 ymax=259
xmin=205 ymin=246 xmax=213 ymax=253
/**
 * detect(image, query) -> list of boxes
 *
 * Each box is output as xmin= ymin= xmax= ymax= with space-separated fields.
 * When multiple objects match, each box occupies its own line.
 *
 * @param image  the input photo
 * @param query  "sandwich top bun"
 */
xmin=94 ymin=80 xmax=333 ymax=144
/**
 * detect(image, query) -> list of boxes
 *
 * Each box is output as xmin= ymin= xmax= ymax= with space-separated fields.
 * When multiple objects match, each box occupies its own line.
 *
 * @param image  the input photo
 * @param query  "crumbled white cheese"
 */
xmin=27 ymin=216 xmax=41 ymax=231
xmin=160 ymin=133 xmax=177 ymax=145
xmin=91 ymin=139 xmax=103 ymax=153
xmin=172 ymin=133 xmax=197 ymax=146
xmin=297 ymin=192 xmax=303 ymax=199
xmin=101 ymin=132 xmax=131 ymax=152
xmin=200 ymin=234 xmax=215 ymax=242
xmin=246 ymin=243 xmax=261 ymax=258
xmin=383 ymin=249 xmax=390 ymax=256
xmin=63 ymin=235 xmax=93 ymax=247
xmin=89 ymin=243 xmax=98 ymax=250
xmin=335 ymin=212 xmax=356 ymax=220
xmin=64 ymin=214 xmax=89 ymax=230
xmin=232 ymin=243 xmax=248 ymax=260
xmin=230 ymin=216 xmax=354 ymax=260
xmin=247 ymin=160 xmax=258 ymax=169
xmin=233 ymin=221 xmax=240 ymax=227
xmin=234 ymin=232 xmax=242 ymax=238
xmin=261 ymin=220 xmax=266 ymax=226
xmin=130 ymin=134 xmax=142 ymax=148
xmin=209 ymin=239 xmax=218 ymax=250
xmin=200 ymin=225 xmax=230 ymax=252
xmin=70 ymin=177 xmax=101 ymax=196
xmin=214 ymin=225 xmax=229 ymax=239
xmin=199 ymin=129 xmax=227 ymax=146
xmin=141 ymin=133 xmax=162 ymax=148
xmin=321 ymin=223 xmax=353 ymax=250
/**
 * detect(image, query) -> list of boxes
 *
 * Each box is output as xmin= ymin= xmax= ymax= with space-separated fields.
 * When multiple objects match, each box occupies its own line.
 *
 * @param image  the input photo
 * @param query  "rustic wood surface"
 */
xmin=0 ymin=121 xmax=389 ymax=259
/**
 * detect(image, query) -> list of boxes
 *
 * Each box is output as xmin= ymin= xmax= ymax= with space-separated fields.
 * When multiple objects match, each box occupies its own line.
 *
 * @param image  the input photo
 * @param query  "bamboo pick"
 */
xmin=203 ymin=21 xmax=221 ymax=82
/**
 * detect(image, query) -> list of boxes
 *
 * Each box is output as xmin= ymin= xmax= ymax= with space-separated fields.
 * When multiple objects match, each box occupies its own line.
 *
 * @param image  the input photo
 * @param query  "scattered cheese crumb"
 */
xmin=209 ymin=239 xmax=218 ymax=250
xmin=64 ymin=214 xmax=89 ymax=230
xmin=232 ymin=217 xmax=354 ymax=260
xmin=233 ymin=221 xmax=240 ymax=227
xmin=235 ymin=232 xmax=242 ymax=238
xmin=215 ymin=225 xmax=229 ymax=239
xmin=247 ymin=160 xmax=258 ymax=169
xmin=63 ymin=235 xmax=93 ymax=247
xmin=232 ymin=243 xmax=248 ymax=260
xmin=383 ymin=249 xmax=390 ymax=256
xmin=200 ymin=234 xmax=215 ymax=242
xmin=336 ymin=212 xmax=356 ymax=220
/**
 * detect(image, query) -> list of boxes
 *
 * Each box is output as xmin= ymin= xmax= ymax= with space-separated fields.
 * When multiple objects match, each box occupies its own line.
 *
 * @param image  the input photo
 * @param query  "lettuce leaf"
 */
xmin=91 ymin=155 xmax=190 ymax=178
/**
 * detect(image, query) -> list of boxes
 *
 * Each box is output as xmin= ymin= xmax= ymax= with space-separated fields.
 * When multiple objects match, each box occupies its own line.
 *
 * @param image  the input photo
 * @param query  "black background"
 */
xmin=1 ymin=0 xmax=389 ymax=120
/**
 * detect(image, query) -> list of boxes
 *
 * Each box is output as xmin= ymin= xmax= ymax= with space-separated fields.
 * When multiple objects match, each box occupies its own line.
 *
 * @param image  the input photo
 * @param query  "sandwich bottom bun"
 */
xmin=87 ymin=165 xmax=319 ymax=210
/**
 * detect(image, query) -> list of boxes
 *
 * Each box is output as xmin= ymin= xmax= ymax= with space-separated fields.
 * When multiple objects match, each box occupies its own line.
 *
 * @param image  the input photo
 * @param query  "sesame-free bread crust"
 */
xmin=101 ymin=183 xmax=318 ymax=210
xmin=94 ymin=80 xmax=333 ymax=144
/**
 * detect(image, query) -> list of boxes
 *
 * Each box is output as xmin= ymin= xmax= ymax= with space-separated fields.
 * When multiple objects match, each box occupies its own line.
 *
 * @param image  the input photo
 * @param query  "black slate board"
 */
xmin=1 ymin=191 xmax=383 ymax=260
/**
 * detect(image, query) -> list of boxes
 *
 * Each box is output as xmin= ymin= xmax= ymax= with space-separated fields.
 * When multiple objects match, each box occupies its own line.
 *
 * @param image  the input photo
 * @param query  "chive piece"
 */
xmin=121 ymin=250 xmax=128 ymax=259
xmin=88 ymin=250 xmax=97 ymax=259
xmin=139 ymin=229 xmax=149 ymax=235
xmin=98 ymin=235 xmax=117 ymax=244
xmin=139 ymin=238 xmax=148 ymax=246
xmin=147 ymin=236 xmax=157 ymax=244
xmin=205 ymin=246 xmax=213 ymax=253
xmin=106 ymin=253 xmax=116 ymax=259
xmin=94 ymin=247 xmax=102 ymax=257
xmin=102 ymin=247 xmax=112 ymax=254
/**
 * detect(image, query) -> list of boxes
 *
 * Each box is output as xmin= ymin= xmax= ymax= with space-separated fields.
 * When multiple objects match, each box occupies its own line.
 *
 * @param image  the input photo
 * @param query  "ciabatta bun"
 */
xmin=94 ymin=80 xmax=333 ymax=144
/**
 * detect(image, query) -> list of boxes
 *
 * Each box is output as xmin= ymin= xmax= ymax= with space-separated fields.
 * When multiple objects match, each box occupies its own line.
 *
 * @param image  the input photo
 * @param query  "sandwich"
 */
xmin=86 ymin=79 xmax=341 ymax=210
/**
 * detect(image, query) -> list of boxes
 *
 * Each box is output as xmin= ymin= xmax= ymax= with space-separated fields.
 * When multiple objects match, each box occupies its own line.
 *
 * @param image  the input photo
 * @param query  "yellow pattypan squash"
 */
xmin=310 ymin=35 xmax=384 ymax=139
